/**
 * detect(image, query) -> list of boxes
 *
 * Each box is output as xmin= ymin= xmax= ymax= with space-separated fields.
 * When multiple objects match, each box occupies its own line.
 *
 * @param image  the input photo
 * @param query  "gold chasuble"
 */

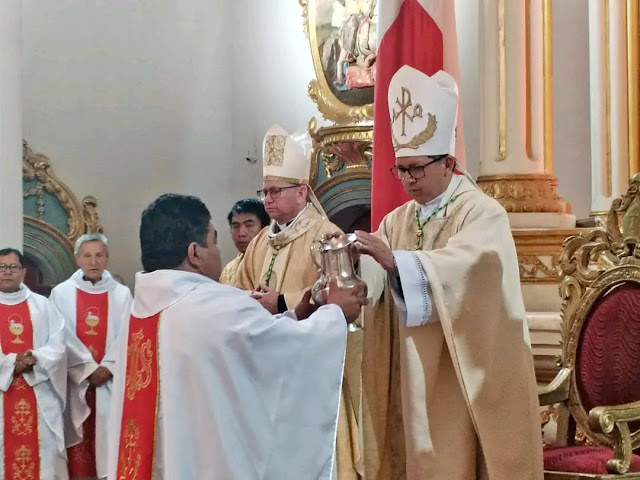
xmin=219 ymin=253 xmax=243 ymax=286
xmin=116 ymin=313 xmax=161 ymax=480
xmin=67 ymin=290 xmax=108 ymax=478
xmin=236 ymin=206 xmax=341 ymax=308
xmin=0 ymin=301 xmax=40 ymax=480
xmin=360 ymin=176 xmax=543 ymax=480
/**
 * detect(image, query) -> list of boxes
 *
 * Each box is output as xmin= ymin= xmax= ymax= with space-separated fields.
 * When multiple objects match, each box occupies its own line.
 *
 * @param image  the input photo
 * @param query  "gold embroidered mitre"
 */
xmin=388 ymin=65 xmax=459 ymax=158
xmin=262 ymin=124 xmax=311 ymax=184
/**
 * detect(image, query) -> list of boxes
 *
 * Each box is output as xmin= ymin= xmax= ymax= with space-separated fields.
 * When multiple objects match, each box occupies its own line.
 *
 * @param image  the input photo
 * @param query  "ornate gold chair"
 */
xmin=539 ymin=174 xmax=640 ymax=479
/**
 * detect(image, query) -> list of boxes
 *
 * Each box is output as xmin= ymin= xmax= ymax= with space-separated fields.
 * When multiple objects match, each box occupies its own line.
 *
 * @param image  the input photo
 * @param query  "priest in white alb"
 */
xmin=107 ymin=193 xmax=366 ymax=480
xmin=50 ymin=234 xmax=132 ymax=480
xmin=0 ymin=248 xmax=68 ymax=480
xmin=356 ymin=66 xmax=544 ymax=479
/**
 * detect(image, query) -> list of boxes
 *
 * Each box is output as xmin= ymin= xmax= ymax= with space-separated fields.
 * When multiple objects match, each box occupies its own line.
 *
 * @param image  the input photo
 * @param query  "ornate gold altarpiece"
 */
xmin=22 ymin=141 xmax=103 ymax=289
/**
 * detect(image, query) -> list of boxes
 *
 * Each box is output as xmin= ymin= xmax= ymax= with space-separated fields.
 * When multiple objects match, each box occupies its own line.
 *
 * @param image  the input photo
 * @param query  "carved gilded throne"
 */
xmin=22 ymin=141 xmax=103 ymax=294
xmin=539 ymin=173 xmax=640 ymax=478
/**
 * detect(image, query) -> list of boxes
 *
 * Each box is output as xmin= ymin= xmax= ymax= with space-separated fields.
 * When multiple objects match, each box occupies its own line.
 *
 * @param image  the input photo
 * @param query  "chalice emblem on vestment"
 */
xmin=85 ymin=307 xmax=100 ymax=336
xmin=8 ymin=315 xmax=24 ymax=344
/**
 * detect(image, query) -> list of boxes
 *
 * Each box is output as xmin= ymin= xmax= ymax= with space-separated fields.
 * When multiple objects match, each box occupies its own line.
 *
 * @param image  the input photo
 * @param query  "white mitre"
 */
xmin=262 ymin=124 xmax=326 ymax=216
xmin=263 ymin=124 xmax=312 ymax=184
xmin=388 ymin=65 xmax=459 ymax=158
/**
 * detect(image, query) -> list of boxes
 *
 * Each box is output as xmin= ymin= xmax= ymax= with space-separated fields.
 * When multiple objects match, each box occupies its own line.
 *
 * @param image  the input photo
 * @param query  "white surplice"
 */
xmin=107 ymin=270 xmax=347 ymax=480
xmin=50 ymin=269 xmax=132 ymax=478
xmin=0 ymin=284 xmax=68 ymax=480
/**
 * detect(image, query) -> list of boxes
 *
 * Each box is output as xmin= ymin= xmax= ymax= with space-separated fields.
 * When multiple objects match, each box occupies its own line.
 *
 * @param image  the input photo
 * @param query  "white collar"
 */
xmin=417 ymin=174 xmax=464 ymax=220
xmin=0 ymin=284 xmax=32 ymax=306
xmin=269 ymin=204 xmax=308 ymax=238
xmin=132 ymin=270 xmax=213 ymax=318
xmin=71 ymin=269 xmax=118 ymax=294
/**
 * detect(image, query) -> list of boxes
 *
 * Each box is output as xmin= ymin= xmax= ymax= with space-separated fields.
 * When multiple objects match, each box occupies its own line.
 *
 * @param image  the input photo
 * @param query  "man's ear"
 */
xmin=185 ymin=242 xmax=199 ymax=267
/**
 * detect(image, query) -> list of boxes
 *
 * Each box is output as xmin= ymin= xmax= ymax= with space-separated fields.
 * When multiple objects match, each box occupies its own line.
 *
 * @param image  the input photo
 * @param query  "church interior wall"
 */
xmin=20 ymin=0 xmax=592 ymax=285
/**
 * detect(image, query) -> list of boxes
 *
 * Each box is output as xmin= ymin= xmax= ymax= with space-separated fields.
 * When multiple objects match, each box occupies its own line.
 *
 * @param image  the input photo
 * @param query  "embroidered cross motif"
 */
xmin=392 ymin=87 xmax=423 ymax=137
xmin=263 ymin=135 xmax=286 ymax=166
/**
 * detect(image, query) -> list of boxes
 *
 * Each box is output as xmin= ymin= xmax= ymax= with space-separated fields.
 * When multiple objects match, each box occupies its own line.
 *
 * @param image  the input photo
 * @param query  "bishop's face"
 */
xmin=0 ymin=253 xmax=25 ymax=294
xmin=395 ymin=155 xmax=455 ymax=204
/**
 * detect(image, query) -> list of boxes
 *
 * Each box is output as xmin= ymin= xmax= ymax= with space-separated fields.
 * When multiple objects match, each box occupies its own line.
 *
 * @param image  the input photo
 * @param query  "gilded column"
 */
xmin=589 ymin=0 xmax=632 ymax=215
xmin=0 ymin=0 xmax=23 ymax=248
xmin=477 ymin=0 xmax=575 ymax=229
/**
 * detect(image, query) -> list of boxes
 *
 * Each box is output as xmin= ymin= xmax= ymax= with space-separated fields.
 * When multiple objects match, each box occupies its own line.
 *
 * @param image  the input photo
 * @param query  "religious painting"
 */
xmin=301 ymin=0 xmax=377 ymax=124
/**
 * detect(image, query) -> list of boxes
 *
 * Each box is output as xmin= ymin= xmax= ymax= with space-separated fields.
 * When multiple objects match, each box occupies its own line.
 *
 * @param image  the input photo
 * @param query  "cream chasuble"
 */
xmin=359 ymin=176 xmax=544 ymax=480
xmin=0 ymin=285 xmax=68 ymax=480
xmin=50 ymin=269 xmax=132 ymax=479
xmin=235 ymin=204 xmax=340 ymax=307
xmin=107 ymin=270 xmax=347 ymax=480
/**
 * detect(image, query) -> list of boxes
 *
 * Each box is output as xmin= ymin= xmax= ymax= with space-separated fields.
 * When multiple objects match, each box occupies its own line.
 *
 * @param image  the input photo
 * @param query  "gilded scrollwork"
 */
xmin=476 ymin=173 xmax=570 ymax=214
xmin=551 ymin=174 xmax=640 ymax=458
xmin=518 ymin=254 xmax=561 ymax=282
xmin=308 ymin=117 xmax=372 ymax=185
xmin=23 ymin=141 xmax=103 ymax=242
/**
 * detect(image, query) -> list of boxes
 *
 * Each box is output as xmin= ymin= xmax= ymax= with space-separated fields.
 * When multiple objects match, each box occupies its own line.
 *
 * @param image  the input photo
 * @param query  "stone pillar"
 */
xmin=0 ymin=0 xmax=23 ymax=249
xmin=477 ymin=0 xmax=575 ymax=229
xmin=589 ymin=1 xmax=635 ymax=215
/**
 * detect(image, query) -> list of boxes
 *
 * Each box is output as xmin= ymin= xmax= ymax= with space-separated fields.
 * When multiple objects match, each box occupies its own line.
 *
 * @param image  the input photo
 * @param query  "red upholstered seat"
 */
xmin=544 ymin=447 xmax=640 ymax=475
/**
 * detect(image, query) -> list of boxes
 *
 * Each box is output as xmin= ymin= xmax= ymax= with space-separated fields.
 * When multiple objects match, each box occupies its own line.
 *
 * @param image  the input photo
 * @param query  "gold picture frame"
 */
xmin=299 ymin=0 xmax=377 ymax=124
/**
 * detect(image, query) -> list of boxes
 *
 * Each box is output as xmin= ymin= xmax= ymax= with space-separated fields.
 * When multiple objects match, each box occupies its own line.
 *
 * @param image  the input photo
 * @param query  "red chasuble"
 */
xmin=0 ymin=301 xmax=40 ymax=480
xmin=67 ymin=290 xmax=109 ymax=478
xmin=116 ymin=313 xmax=161 ymax=480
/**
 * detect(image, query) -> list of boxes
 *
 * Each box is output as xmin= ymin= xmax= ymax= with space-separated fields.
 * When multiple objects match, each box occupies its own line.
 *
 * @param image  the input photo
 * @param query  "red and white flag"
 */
xmin=371 ymin=0 xmax=465 ymax=229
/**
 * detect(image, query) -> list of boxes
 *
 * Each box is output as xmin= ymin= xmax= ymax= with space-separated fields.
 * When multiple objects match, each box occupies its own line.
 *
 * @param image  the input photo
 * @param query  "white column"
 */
xmin=589 ymin=0 xmax=631 ymax=215
xmin=477 ymin=0 xmax=575 ymax=228
xmin=0 ymin=0 xmax=23 ymax=249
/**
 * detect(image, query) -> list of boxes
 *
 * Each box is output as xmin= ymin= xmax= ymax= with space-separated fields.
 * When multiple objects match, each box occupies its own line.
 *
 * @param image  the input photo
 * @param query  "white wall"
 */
xmin=22 ymin=0 xmax=234 ymax=285
xmin=552 ymin=0 xmax=591 ymax=219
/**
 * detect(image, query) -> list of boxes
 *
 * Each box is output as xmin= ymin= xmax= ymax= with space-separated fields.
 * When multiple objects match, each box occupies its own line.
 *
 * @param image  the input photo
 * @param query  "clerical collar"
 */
xmin=0 ymin=284 xmax=30 ymax=305
xmin=417 ymin=174 xmax=463 ymax=221
xmin=270 ymin=205 xmax=308 ymax=237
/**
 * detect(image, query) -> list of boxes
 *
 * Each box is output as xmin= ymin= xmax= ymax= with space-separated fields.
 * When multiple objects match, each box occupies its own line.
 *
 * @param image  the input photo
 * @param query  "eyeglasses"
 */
xmin=389 ymin=155 xmax=448 ymax=181
xmin=257 ymin=185 xmax=300 ymax=201
xmin=0 ymin=264 xmax=23 ymax=273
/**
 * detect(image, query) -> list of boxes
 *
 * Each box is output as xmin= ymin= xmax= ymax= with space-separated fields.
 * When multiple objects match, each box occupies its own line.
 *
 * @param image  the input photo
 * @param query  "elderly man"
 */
xmin=356 ymin=66 xmax=544 ymax=479
xmin=107 ymin=193 xmax=365 ymax=479
xmin=0 ymin=247 xmax=67 ymax=479
xmin=236 ymin=125 xmax=342 ymax=313
xmin=50 ymin=234 xmax=132 ymax=480
xmin=219 ymin=198 xmax=270 ymax=285
xmin=235 ymin=126 xmax=361 ymax=479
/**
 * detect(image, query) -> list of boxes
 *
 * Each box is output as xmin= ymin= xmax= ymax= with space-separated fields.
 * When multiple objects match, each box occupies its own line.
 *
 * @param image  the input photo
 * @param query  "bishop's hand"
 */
xmin=251 ymin=284 xmax=279 ymax=314
xmin=354 ymin=230 xmax=395 ymax=273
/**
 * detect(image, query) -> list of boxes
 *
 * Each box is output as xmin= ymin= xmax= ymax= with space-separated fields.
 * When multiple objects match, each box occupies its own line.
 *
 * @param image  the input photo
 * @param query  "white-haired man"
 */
xmin=354 ymin=66 xmax=544 ymax=479
xmin=50 ymin=234 xmax=132 ymax=480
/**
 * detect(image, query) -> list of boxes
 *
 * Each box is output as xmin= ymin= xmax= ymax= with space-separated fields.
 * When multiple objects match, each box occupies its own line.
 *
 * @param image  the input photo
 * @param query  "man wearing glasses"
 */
xmin=235 ymin=124 xmax=341 ymax=315
xmin=235 ymin=125 xmax=361 ymax=479
xmin=0 ymin=248 xmax=68 ymax=479
xmin=355 ymin=66 xmax=543 ymax=479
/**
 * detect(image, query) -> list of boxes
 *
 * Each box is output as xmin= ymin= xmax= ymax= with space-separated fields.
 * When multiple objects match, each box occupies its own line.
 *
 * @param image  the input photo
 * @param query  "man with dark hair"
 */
xmin=220 ymin=198 xmax=270 ymax=285
xmin=0 ymin=247 xmax=68 ymax=479
xmin=107 ymin=193 xmax=366 ymax=480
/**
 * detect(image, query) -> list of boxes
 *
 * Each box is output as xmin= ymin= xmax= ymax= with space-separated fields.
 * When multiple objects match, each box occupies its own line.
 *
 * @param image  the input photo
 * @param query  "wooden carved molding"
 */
xmin=23 ymin=140 xmax=103 ymax=242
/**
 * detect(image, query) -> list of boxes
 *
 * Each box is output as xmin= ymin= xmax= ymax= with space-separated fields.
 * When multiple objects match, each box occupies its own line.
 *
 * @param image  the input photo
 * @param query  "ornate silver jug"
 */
xmin=310 ymin=233 xmax=367 ymax=306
